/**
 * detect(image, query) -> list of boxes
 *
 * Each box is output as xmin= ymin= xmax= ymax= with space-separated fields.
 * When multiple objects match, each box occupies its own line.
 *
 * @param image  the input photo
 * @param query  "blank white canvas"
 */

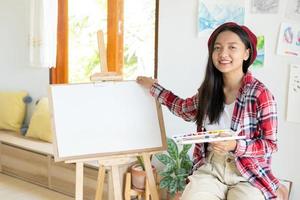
xmin=49 ymin=81 xmax=165 ymax=161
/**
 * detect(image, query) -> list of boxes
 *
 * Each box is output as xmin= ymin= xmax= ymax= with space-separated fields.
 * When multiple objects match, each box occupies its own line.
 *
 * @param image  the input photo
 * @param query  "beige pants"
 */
xmin=181 ymin=152 xmax=265 ymax=200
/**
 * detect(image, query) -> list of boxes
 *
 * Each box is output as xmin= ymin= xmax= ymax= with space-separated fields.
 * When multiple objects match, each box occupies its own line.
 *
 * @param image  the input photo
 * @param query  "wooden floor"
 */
xmin=0 ymin=173 xmax=73 ymax=200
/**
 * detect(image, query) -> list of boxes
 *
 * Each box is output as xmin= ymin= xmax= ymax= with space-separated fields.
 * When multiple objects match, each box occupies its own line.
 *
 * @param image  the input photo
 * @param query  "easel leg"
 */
xmin=124 ymin=173 xmax=131 ymax=200
xmin=107 ymin=170 xmax=114 ymax=200
xmin=145 ymin=180 xmax=150 ymax=200
xmin=0 ymin=142 xmax=2 ymax=172
xmin=111 ymin=165 xmax=122 ymax=200
xmin=142 ymin=153 xmax=159 ymax=200
xmin=76 ymin=162 xmax=84 ymax=200
xmin=95 ymin=165 xmax=106 ymax=200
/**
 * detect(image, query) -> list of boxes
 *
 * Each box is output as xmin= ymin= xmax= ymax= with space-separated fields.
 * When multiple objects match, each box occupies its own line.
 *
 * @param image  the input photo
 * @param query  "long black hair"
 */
xmin=195 ymin=24 xmax=256 ymax=127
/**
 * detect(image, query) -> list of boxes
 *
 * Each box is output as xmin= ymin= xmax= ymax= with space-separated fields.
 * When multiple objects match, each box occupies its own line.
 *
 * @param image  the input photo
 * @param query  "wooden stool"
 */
xmin=277 ymin=183 xmax=289 ymax=200
xmin=124 ymin=172 xmax=152 ymax=200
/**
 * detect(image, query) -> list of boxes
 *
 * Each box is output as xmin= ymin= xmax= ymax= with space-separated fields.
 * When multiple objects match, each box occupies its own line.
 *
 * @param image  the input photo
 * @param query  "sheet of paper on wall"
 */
xmin=250 ymin=0 xmax=279 ymax=14
xmin=285 ymin=0 xmax=300 ymax=23
xmin=197 ymin=0 xmax=245 ymax=37
xmin=287 ymin=64 xmax=300 ymax=123
xmin=276 ymin=23 xmax=300 ymax=57
xmin=252 ymin=35 xmax=265 ymax=69
xmin=172 ymin=129 xmax=246 ymax=145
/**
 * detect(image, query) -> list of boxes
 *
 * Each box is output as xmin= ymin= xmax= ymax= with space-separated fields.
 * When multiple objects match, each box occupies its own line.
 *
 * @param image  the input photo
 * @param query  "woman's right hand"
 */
xmin=136 ymin=76 xmax=156 ymax=89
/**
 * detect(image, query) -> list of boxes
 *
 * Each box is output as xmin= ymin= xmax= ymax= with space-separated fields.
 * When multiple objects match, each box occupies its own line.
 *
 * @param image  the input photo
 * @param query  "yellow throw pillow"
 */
xmin=26 ymin=97 xmax=53 ymax=143
xmin=0 ymin=91 xmax=28 ymax=133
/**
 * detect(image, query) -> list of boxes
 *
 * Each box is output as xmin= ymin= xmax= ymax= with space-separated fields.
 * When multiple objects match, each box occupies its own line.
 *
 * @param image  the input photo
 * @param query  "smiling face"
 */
xmin=212 ymin=31 xmax=250 ymax=76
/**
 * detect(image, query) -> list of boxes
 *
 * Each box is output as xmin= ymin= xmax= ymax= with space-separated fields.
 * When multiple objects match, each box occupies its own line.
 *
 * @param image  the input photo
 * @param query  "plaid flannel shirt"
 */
xmin=150 ymin=72 xmax=279 ymax=200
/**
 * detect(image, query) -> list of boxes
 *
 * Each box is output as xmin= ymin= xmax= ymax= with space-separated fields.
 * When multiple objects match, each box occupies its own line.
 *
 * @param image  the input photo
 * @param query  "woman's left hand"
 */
xmin=210 ymin=133 xmax=237 ymax=154
xmin=136 ymin=76 xmax=156 ymax=89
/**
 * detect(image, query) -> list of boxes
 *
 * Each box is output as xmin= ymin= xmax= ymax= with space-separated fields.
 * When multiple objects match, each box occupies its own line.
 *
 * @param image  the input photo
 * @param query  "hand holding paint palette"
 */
xmin=172 ymin=129 xmax=246 ymax=145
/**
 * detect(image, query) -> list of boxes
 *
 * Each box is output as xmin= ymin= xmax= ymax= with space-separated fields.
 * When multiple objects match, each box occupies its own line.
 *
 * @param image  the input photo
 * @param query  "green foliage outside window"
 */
xmin=69 ymin=0 xmax=155 ymax=83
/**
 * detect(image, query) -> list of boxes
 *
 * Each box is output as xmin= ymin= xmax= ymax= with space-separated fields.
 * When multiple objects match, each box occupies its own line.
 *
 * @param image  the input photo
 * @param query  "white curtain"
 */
xmin=29 ymin=0 xmax=58 ymax=68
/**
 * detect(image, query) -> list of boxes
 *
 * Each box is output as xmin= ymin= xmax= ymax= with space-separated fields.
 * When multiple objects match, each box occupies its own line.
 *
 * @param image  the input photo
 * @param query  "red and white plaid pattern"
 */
xmin=150 ymin=72 xmax=279 ymax=199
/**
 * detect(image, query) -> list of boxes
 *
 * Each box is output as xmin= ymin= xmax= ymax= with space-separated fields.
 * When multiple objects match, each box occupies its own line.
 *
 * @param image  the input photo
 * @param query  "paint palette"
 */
xmin=172 ymin=129 xmax=246 ymax=144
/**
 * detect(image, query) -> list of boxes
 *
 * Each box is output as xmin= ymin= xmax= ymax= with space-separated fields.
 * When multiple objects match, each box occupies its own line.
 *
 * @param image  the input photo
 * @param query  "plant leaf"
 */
xmin=175 ymin=168 xmax=186 ymax=176
xmin=167 ymin=138 xmax=178 ymax=160
xmin=159 ymin=176 xmax=172 ymax=189
xmin=164 ymin=163 xmax=175 ymax=173
xmin=168 ymin=179 xmax=178 ymax=195
xmin=155 ymin=154 xmax=175 ymax=166
xmin=159 ymin=162 xmax=175 ymax=177
xmin=179 ymin=143 xmax=192 ymax=159
xmin=177 ymin=177 xmax=186 ymax=192
xmin=181 ymin=154 xmax=193 ymax=171
xmin=159 ymin=171 xmax=172 ymax=177
xmin=136 ymin=156 xmax=145 ymax=171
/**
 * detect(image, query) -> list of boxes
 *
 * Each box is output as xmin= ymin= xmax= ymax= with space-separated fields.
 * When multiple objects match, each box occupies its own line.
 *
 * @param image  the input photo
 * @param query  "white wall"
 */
xmin=0 ymin=0 xmax=299 ymax=199
xmin=158 ymin=1 xmax=300 ymax=200
xmin=0 ymin=0 xmax=49 ymax=121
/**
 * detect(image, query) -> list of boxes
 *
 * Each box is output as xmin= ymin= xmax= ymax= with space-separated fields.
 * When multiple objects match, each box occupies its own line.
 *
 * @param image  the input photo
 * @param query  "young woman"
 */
xmin=137 ymin=22 xmax=279 ymax=200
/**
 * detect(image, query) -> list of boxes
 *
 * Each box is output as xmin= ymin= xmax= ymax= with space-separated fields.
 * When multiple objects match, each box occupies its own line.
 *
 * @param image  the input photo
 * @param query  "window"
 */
xmin=69 ymin=0 xmax=107 ymax=83
xmin=123 ymin=0 xmax=157 ymax=79
xmin=51 ymin=0 xmax=159 ymax=84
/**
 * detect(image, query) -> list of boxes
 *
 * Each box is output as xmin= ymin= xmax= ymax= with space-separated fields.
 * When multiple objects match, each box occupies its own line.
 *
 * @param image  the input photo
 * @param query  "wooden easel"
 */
xmin=90 ymin=30 xmax=123 ymax=81
xmin=84 ymin=30 xmax=159 ymax=199
xmin=66 ymin=152 xmax=159 ymax=200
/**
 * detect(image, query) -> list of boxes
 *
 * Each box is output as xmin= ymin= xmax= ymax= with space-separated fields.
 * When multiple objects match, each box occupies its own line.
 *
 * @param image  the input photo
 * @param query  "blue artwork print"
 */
xmin=198 ymin=0 xmax=245 ymax=36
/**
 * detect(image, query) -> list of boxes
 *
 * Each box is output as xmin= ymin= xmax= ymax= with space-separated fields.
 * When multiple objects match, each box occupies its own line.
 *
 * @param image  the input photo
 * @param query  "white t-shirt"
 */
xmin=204 ymin=102 xmax=235 ymax=131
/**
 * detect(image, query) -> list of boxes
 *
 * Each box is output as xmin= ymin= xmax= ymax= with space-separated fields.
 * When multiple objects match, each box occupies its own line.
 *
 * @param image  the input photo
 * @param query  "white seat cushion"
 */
xmin=0 ymin=130 xmax=53 ymax=155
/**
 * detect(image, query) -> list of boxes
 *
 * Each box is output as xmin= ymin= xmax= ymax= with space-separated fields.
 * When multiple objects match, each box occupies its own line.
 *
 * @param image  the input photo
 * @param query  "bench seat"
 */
xmin=0 ymin=131 xmax=53 ymax=155
xmin=0 ymin=130 xmax=114 ymax=199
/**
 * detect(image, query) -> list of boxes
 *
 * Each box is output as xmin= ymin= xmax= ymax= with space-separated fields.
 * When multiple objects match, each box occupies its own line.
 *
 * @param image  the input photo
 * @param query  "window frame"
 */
xmin=50 ymin=0 xmax=159 ymax=84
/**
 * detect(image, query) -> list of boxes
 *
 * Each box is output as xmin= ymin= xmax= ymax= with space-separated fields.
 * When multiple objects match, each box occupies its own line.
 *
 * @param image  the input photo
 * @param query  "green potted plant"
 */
xmin=156 ymin=138 xmax=193 ymax=199
xmin=131 ymin=155 xmax=156 ymax=191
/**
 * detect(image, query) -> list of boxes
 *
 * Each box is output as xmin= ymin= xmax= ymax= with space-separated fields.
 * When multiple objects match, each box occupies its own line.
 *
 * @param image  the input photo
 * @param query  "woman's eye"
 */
xmin=213 ymin=46 xmax=220 ymax=50
xmin=230 ymin=46 xmax=236 ymax=49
